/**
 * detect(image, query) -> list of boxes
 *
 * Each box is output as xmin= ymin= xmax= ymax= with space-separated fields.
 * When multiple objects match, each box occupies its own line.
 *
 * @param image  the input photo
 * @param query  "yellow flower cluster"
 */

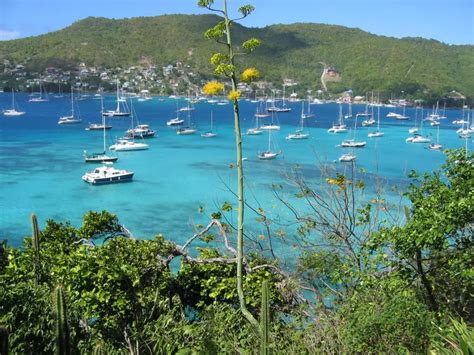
xmin=240 ymin=67 xmax=260 ymax=83
xmin=202 ymin=81 xmax=224 ymax=96
xmin=227 ymin=90 xmax=241 ymax=101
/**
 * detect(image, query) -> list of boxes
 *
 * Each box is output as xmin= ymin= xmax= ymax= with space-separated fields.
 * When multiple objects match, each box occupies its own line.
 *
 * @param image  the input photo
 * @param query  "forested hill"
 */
xmin=1 ymin=14 xmax=473 ymax=98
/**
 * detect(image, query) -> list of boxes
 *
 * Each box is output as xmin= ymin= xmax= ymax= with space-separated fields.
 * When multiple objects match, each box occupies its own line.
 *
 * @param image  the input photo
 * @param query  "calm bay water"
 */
xmin=0 ymin=93 xmax=470 ymax=248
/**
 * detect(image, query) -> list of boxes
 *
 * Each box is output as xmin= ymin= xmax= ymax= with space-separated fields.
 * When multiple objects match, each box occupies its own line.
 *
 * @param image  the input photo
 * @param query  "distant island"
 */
xmin=0 ymin=14 xmax=473 ymax=104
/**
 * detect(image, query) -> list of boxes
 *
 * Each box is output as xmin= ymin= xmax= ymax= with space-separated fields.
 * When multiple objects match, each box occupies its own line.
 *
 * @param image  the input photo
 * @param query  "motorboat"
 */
xmin=126 ymin=124 xmax=156 ymax=138
xmin=82 ymin=163 xmax=133 ymax=185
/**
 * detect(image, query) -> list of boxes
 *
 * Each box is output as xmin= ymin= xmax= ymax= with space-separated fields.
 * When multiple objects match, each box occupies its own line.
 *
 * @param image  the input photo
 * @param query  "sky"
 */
xmin=0 ymin=0 xmax=473 ymax=44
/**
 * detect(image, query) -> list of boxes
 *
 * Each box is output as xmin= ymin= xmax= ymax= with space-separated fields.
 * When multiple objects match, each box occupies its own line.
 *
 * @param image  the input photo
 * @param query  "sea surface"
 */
xmin=0 ymin=93 xmax=471 ymax=251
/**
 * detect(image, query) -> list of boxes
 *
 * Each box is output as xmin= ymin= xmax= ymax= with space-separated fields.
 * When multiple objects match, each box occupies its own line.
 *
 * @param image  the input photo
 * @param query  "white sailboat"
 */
xmin=429 ymin=125 xmax=443 ymax=150
xmin=84 ymin=98 xmax=118 ymax=163
xmin=261 ymin=110 xmax=281 ymax=130
xmin=103 ymin=80 xmax=131 ymax=117
xmin=201 ymin=111 xmax=217 ymax=138
xmin=126 ymin=100 xmax=156 ymax=138
xmin=344 ymin=102 xmax=352 ymax=119
xmin=258 ymin=129 xmax=280 ymax=160
xmin=339 ymin=152 xmax=356 ymax=162
xmin=58 ymin=87 xmax=82 ymax=124
xmin=176 ymin=109 xmax=197 ymax=135
xmin=86 ymin=97 xmax=112 ymax=130
xmin=340 ymin=114 xmax=366 ymax=147
xmin=3 ymin=89 xmax=25 ymax=116
xmin=406 ymin=107 xmax=430 ymax=143
xmin=368 ymin=106 xmax=384 ymax=137
xmin=409 ymin=107 xmax=420 ymax=134
xmin=301 ymin=100 xmax=315 ymax=119
xmin=53 ymin=82 xmax=65 ymax=98
xmin=247 ymin=112 xmax=263 ymax=135
xmin=109 ymin=102 xmax=149 ymax=151
xmin=287 ymin=109 xmax=309 ymax=140
xmin=328 ymin=103 xmax=348 ymax=133
xmin=29 ymin=78 xmax=49 ymax=102
xmin=167 ymin=103 xmax=185 ymax=126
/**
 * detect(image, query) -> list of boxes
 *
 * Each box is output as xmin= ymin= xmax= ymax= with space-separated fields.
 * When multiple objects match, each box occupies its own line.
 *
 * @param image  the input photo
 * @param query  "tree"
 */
xmin=198 ymin=0 xmax=261 ymax=328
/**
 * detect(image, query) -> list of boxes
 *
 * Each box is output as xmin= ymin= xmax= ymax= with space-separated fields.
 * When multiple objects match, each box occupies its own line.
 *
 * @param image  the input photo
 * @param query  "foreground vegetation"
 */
xmin=0 ymin=149 xmax=472 ymax=353
xmin=0 ymin=14 xmax=473 ymax=101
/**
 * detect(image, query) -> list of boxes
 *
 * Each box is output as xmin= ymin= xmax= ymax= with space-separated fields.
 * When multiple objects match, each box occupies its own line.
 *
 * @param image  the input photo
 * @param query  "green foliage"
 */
xmin=0 ymin=15 xmax=472 ymax=99
xmin=78 ymin=210 xmax=122 ymax=240
xmin=431 ymin=317 xmax=474 ymax=354
xmin=340 ymin=280 xmax=436 ymax=353
xmin=54 ymin=285 xmax=71 ymax=355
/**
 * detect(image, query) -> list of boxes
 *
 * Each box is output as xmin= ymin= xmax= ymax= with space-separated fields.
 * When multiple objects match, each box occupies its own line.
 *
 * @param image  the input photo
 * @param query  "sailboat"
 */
xmin=328 ymin=103 xmax=348 ymax=133
xmin=261 ymin=110 xmax=281 ymax=130
xmin=167 ymin=103 xmax=185 ymax=126
xmin=406 ymin=107 xmax=430 ymax=143
xmin=3 ymin=89 xmax=25 ymax=116
xmin=29 ymin=77 xmax=49 ymax=102
xmin=361 ymin=106 xmax=375 ymax=126
xmin=301 ymin=101 xmax=315 ymax=119
xmin=53 ymin=82 xmax=65 ymax=98
xmin=340 ymin=114 xmax=366 ymax=147
xmin=429 ymin=125 xmax=443 ymax=150
xmin=86 ymin=97 xmax=112 ymax=130
xmin=368 ymin=106 xmax=384 ymax=137
xmin=84 ymin=98 xmax=118 ymax=163
xmin=109 ymin=101 xmax=149 ymax=151
xmin=58 ymin=87 xmax=82 ymax=124
xmin=339 ymin=152 xmax=356 ymax=162
xmin=126 ymin=100 xmax=156 ymax=138
xmin=258 ymin=129 xmax=280 ymax=160
xmin=409 ymin=107 xmax=420 ymax=134
xmin=286 ymin=109 xmax=309 ymax=140
xmin=267 ymin=87 xmax=291 ymax=112
xmin=255 ymin=102 xmax=270 ymax=118
xmin=201 ymin=111 xmax=218 ymax=138
xmin=176 ymin=109 xmax=197 ymax=135
xmin=247 ymin=112 xmax=263 ymax=135
xmin=344 ymin=102 xmax=353 ymax=119
xmin=103 ymin=80 xmax=131 ymax=117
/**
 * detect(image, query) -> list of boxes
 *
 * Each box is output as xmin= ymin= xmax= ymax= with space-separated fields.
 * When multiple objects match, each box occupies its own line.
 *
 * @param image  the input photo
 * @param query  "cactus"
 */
xmin=92 ymin=343 xmax=106 ymax=355
xmin=54 ymin=286 xmax=71 ymax=355
xmin=0 ymin=326 xmax=8 ymax=355
xmin=31 ymin=213 xmax=41 ymax=286
xmin=260 ymin=281 xmax=270 ymax=355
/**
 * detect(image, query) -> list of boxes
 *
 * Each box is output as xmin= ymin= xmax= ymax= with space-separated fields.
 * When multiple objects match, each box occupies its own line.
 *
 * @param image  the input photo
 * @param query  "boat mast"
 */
xmin=11 ymin=88 xmax=14 ymax=109
xmin=102 ymin=97 xmax=106 ymax=152
xmin=71 ymin=87 xmax=74 ymax=117
xmin=116 ymin=80 xmax=120 ymax=113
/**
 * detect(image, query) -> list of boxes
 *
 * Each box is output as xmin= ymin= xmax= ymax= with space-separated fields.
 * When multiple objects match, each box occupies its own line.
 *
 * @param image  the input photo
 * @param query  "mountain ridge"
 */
xmin=0 ymin=14 xmax=473 ymax=99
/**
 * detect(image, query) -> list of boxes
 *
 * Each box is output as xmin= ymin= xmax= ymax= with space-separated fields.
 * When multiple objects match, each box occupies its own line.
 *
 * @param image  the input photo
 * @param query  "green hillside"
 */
xmin=0 ymin=14 xmax=473 ymax=98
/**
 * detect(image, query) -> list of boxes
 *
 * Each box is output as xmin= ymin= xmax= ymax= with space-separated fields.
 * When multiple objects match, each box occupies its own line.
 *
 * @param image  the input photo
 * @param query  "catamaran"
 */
xmin=82 ymin=162 xmax=133 ymax=185
xmin=3 ymin=89 xmax=25 ymax=116
xmin=328 ymin=103 xmax=348 ymax=133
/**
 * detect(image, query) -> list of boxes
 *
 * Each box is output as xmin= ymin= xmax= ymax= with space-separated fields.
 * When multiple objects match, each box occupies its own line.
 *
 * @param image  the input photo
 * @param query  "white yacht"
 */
xmin=126 ymin=124 xmax=156 ymax=138
xmin=258 ymin=130 xmax=280 ymax=160
xmin=406 ymin=134 xmax=431 ymax=143
xmin=109 ymin=139 xmax=149 ymax=151
xmin=3 ymin=89 xmax=25 ymax=116
xmin=82 ymin=163 xmax=133 ymax=185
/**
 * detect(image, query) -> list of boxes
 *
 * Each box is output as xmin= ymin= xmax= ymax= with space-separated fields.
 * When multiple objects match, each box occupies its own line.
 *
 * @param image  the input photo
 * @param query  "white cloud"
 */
xmin=0 ymin=29 xmax=20 ymax=41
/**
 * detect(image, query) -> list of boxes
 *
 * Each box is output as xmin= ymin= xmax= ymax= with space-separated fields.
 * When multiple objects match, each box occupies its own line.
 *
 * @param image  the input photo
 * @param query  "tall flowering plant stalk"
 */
xmin=199 ymin=0 xmax=261 ymax=328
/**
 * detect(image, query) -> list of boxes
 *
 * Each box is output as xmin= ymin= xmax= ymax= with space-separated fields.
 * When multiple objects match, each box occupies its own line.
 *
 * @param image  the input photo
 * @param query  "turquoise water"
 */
xmin=0 ymin=93 xmax=470 ymax=248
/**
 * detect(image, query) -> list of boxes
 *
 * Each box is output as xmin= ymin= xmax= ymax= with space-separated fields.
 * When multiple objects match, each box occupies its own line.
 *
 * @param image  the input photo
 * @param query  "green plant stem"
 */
xmin=223 ymin=0 xmax=258 ymax=329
